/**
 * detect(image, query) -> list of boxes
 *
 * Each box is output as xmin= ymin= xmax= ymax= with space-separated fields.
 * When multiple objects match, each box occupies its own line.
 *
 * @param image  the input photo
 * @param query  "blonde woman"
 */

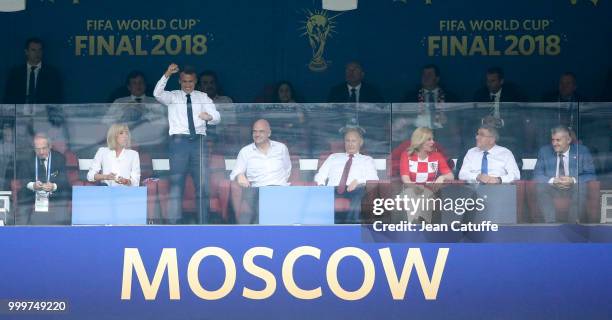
xmin=396 ymin=127 xmax=453 ymax=223
xmin=400 ymin=127 xmax=453 ymax=184
xmin=87 ymin=124 xmax=140 ymax=186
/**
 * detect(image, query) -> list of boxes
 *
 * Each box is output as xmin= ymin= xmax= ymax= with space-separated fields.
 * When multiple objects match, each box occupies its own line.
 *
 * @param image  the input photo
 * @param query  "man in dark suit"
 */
xmin=15 ymin=133 xmax=70 ymax=225
xmin=533 ymin=126 xmax=596 ymax=223
xmin=326 ymin=61 xmax=384 ymax=152
xmin=542 ymin=72 xmax=586 ymax=134
xmin=402 ymin=64 xmax=461 ymax=156
xmin=471 ymin=67 xmax=529 ymax=158
xmin=3 ymin=37 xmax=63 ymax=104
xmin=327 ymin=61 xmax=384 ymax=103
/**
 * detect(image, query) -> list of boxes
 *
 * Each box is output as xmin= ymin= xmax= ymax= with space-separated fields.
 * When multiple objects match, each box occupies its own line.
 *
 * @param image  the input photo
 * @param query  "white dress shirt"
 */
xmin=103 ymin=95 xmax=164 ymax=125
xmin=26 ymin=156 xmax=57 ymax=192
xmin=346 ymin=83 xmax=361 ymax=102
xmin=87 ymin=147 xmax=140 ymax=187
xmin=315 ymin=152 xmax=379 ymax=186
xmin=153 ymin=75 xmax=220 ymax=135
xmin=229 ymin=140 xmax=291 ymax=187
xmin=549 ymin=147 xmax=573 ymax=184
xmin=26 ymin=62 xmax=41 ymax=96
xmin=490 ymin=88 xmax=502 ymax=118
xmin=458 ymin=145 xmax=520 ymax=183
xmin=415 ymin=87 xmax=443 ymax=129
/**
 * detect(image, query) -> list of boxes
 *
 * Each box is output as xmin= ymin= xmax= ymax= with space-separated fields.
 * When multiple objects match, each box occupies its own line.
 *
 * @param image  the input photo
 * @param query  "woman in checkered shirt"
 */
xmin=399 ymin=127 xmax=454 ymax=184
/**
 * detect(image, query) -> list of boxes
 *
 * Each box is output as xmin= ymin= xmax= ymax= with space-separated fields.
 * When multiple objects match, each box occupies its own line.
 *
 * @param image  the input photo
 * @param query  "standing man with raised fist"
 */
xmin=154 ymin=63 xmax=221 ymax=224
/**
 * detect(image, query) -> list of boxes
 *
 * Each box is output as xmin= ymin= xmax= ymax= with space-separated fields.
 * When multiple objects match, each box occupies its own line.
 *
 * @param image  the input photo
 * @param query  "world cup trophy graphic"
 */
xmin=302 ymin=10 xmax=338 ymax=72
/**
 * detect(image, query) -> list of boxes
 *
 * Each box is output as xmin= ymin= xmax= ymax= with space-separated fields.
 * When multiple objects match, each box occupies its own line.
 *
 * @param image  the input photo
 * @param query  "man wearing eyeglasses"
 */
xmin=15 ymin=133 xmax=69 ymax=225
xmin=458 ymin=125 xmax=520 ymax=184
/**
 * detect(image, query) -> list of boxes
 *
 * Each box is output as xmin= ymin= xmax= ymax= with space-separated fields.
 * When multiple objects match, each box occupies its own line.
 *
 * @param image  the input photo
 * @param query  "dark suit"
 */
xmin=324 ymin=82 xmax=384 ymax=151
xmin=533 ymin=143 xmax=596 ymax=223
xmin=402 ymin=87 xmax=462 ymax=156
xmin=327 ymin=82 xmax=384 ymax=103
xmin=15 ymin=150 xmax=70 ymax=225
xmin=471 ymin=84 xmax=530 ymax=157
xmin=3 ymin=64 xmax=63 ymax=104
xmin=541 ymin=92 xmax=587 ymax=136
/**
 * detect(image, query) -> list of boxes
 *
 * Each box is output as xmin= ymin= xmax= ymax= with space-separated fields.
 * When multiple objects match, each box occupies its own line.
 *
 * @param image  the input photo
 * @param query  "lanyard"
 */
xmin=35 ymin=152 xmax=52 ymax=183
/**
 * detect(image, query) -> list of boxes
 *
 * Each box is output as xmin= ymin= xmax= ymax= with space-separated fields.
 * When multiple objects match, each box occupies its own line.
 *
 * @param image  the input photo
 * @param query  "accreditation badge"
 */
xmin=34 ymin=191 xmax=50 ymax=213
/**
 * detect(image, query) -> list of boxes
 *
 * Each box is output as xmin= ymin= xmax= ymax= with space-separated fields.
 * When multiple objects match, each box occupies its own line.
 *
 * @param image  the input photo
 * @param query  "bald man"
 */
xmin=230 ymin=119 xmax=291 ymax=223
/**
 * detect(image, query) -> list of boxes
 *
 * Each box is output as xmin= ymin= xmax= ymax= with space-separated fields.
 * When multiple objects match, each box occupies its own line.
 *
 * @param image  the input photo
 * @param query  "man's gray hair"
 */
xmin=551 ymin=125 xmax=571 ymax=136
xmin=33 ymin=132 xmax=52 ymax=147
xmin=479 ymin=125 xmax=499 ymax=141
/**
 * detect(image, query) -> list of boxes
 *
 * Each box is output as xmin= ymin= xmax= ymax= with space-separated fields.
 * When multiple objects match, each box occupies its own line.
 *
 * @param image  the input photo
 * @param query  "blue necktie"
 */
xmin=481 ymin=151 xmax=489 ymax=175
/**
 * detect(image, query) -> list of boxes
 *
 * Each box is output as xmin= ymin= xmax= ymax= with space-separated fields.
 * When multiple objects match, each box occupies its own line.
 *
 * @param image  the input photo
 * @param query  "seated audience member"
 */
xmin=400 ymin=127 xmax=454 ymax=184
xmin=16 ymin=133 xmax=70 ymax=225
xmin=542 ymin=72 xmax=585 ymax=132
xmin=104 ymin=71 xmax=163 ymax=126
xmin=198 ymin=70 xmax=232 ymax=145
xmin=315 ymin=127 xmax=378 ymax=223
xmin=229 ymin=119 xmax=291 ymax=224
xmin=473 ymin=67 xmax=524 ymax=104
xmin=327 ymin=61 xmax=384 ymax=103
xmin=199 ymin=70 xmax=233 ymax=103
xmin=272 ymin=81 xmax=310 ymax=155
xmin=87 ymin=124 xmax=140 ymax=187
xmin=275 ymin=80 xmax=298 ymax=103
xmin=403 ymin=64 xmax=457 ymax=129
xmin=471 ymin=67 xmax=528 ymax=159
xmin=533 ymin=126 xmax=596 ymax=223
xmin=458 ymin=125 xmax=520 ymax=184
xmin=3 ymin=37 xmax=63 ymax=104
xmin=396 ymin=127 xmax=454 ymax=223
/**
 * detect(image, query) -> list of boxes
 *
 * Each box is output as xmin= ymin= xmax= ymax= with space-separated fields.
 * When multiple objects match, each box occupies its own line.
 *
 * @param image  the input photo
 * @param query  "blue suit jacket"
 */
xmin=533 ymin=144 xmax=596 ymax=183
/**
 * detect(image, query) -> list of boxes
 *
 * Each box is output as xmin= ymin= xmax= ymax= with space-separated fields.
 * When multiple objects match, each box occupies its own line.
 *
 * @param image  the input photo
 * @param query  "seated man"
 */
xmin=229 ymin=119 xmax=291 ymax=224
xmin=542 ymin=72 xmax=586 ymax=132
xmin=15 ymin=133 xmax=70 ymax=225
xmin=314 ymin=127 xmax=378 ymax=223
xmin=103 ymin=71 xmax=165 ymax=128
xmin=459 ymin=125 xmax=520 ymax=184
xmin=534 ymin=126 xmax=596 ymax=223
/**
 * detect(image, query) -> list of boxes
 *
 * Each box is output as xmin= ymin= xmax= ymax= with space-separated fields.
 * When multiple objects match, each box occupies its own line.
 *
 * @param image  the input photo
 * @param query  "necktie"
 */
xmin=349 ymin=88 xmax=357 ymax=103
xmin=481 ymin=151 xmax=489 ymax=175
xmin=427 ymin=91 xmax=435 ymax=128
xmin=557 ymin=153 xmax=565 ymax=177
xmin=337 ymin=154 xmax=354 ymax=194
xmin=490 ymin=93 xmax=500 ymax=118
xmin=28 ymin=66 xmax=37 ymax=100
xmin=134 ymin=97 xmax=142 ymax=103
xmin=186 ymin=94 xmax=196 ymax=138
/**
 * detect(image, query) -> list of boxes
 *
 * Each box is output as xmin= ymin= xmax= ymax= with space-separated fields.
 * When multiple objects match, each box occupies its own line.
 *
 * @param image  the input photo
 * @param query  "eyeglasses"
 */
xmin=34 ymin=146 xmax=49 ymax=151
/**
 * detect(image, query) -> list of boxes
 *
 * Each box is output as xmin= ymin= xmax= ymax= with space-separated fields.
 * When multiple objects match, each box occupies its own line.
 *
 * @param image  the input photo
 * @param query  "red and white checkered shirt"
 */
xmin=400 ymin=151 xmax=451 ymax=183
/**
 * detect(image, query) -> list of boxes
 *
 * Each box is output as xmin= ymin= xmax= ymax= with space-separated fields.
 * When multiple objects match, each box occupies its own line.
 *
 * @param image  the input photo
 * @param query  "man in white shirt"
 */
xmin=154 ymin=63 xmax=221 ymax=224
xmin=229 ymin=119 xmax=291 ymax=224
xmin=459 ymin=125 xmax=520 ymax=184
xmin=315 ymin=127 xmax=378 ymax=223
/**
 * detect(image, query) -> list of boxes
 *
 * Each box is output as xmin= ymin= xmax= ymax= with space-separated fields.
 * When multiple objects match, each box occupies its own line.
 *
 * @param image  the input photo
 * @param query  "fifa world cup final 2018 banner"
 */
xmin=0 ymin=226 xmax=612 ymax=319
xmin=0 ymin=0 xmax=610 ymax=103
